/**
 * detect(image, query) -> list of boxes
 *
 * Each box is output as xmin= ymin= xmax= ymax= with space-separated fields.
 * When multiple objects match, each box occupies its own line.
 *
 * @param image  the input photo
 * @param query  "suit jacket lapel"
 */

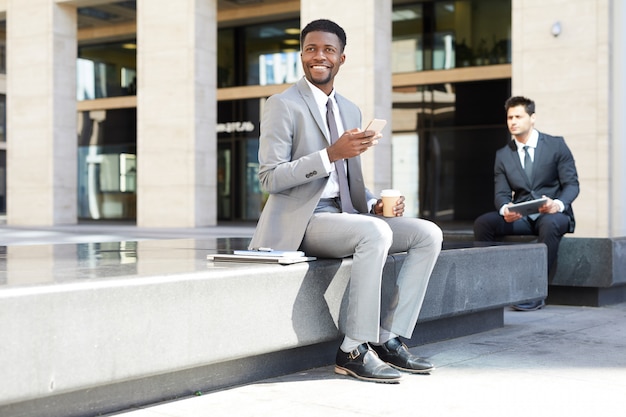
xmin=507 ymin=139 xmax=533 ymax=188
xmin=296 ymin=78 xmax=331 ymax=144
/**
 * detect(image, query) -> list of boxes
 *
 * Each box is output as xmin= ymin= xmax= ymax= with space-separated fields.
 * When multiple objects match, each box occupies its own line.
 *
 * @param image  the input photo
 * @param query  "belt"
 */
xmin=316 ymin=197 xmax=342 ymax=212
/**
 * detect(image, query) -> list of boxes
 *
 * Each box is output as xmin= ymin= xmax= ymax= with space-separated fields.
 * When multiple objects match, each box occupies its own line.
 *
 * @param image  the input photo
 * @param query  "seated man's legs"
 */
xmin=379 ymin=216 xmax=442 ymax=338
xmin=300 ymin=212 xmax=442 ymax=381
xmin=473 ymin=211 xmax=534 ymax=241
xmin=535 ymin=213 xmax=570 ymax=277
xmin=474 ymin=211 xmax=569 ymax=273
xmin=475 ymin=211 xmax=570 ymax=311
xmin=300 ymin=212 xmax=393 ymax=343
xmin=301 ymin=212 xmax=402 ymax=383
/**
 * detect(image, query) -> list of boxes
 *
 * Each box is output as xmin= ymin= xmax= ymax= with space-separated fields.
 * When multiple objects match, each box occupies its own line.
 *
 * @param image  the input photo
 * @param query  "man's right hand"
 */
xmin=503 ymin=204 xmax=523 ymax=223
xmin=327 ymin=128 xmax=380 ymax=162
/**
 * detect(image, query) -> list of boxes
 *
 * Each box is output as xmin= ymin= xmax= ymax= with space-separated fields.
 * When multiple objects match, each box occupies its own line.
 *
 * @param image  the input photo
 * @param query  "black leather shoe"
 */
xmin=335 ymin=343 xmax=402 ymax=383
xmin=512 ymin=299 xmax=545 ymax=311
xmin=371 ymin=337 xmax=434 ymax=374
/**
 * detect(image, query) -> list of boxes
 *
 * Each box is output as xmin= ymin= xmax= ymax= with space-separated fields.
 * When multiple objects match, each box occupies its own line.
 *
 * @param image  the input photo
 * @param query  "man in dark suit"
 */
xmin=249 ymin=19 xmax=443 ymax=383
xmin=474 ymin=96 xmax=580 ymax=311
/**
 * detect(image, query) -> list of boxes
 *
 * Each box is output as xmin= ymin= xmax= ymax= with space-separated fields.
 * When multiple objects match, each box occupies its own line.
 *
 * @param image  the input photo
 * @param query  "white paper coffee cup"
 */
xmin=380 ymin=189 xmax=401 ymax=217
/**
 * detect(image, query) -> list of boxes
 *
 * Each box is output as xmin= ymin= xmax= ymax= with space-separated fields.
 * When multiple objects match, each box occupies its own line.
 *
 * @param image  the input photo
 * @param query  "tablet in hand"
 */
xmin=508 ymin=198 xmax=548 ymax=216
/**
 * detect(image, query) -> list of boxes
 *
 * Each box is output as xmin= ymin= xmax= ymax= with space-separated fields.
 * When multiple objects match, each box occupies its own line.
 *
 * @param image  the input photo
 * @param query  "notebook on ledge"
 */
xmin=208 ymin=249 xmax=316 ymax=264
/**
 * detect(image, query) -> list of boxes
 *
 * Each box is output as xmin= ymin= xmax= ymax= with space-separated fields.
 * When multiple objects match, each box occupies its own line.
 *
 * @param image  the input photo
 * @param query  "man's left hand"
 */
xmin=538 ymin=195 xmax=559 ymax=214
xmin=371 ymin=195 xmax=405 ymax=217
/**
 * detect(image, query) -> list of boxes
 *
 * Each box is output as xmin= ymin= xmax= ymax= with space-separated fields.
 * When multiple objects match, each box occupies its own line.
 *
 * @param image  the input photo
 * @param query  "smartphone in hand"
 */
xmin=364 ymin=119 xmax=387 ymax=134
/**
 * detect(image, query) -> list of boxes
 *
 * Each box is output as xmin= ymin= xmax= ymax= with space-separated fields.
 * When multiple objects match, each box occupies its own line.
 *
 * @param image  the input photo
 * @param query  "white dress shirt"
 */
xmin=304 ymin=78 xmax=342 ymax=199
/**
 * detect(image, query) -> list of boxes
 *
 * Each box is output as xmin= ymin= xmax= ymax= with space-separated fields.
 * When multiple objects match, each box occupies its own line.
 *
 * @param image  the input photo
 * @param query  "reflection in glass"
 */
xmin=392 ymin=0 xmax=511 ymax=73
xmin=217 ymin=99 xmax=263 ymax=221
xmin=245 ymin=20 xmax=301 ymax=86
xmin=0 ymin=94 xmax=5 ymax=213
xmin=77 ymin=109 xmax=137 ymax=220
xmin=218 ymin=28 xmax=235 ymax=88
xmin=258 ymin=51 xmax=302 ymax=85
xmin=217 ymin=146 xmax=232 ymax=220
xmin=244 ymin=138 xmax=261 ymax=220
xmin=392 ymin=79 xmax=511 ymax=226
xmin=0 ymin=40 xmax=5 ymax=74
xmin=77 ymin=41 xmax=137 ymax=100
xmin=0 ymin=149 xmax=4 ymax=214
xmin=218 ymin=19 xmax=301 ymax=88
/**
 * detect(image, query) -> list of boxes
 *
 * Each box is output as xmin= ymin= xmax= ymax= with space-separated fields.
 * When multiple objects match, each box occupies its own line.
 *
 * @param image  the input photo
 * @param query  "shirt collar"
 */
xmin=304 ymin=77 xmax=335 ymax=108
xmin=515 ymin=129 xmax=539 ymax=150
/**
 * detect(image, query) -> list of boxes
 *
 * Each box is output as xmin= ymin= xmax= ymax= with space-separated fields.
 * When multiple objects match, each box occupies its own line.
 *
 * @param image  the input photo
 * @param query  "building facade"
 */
xmin=0 ymin=0 xmax=624 ymax=237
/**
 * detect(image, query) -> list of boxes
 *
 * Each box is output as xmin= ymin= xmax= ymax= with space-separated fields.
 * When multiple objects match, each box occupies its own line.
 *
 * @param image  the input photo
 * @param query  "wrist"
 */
xmin=327 ymin=147 xmax=338 ymax=163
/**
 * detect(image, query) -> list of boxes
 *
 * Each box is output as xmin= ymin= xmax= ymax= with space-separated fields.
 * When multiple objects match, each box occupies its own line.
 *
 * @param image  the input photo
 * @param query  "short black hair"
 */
xmin=505 ymin=96 xmax=535 ymax=115
xmin=301 ymin=19 xmax=347 ymax=51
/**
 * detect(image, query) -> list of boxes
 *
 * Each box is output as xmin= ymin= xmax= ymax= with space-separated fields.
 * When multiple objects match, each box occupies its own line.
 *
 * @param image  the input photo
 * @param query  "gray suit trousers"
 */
xmin=300 ymin=203 xmax=442 ymax=343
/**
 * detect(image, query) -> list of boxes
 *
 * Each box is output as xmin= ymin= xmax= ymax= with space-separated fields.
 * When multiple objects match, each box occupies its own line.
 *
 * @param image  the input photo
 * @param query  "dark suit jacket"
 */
xmin=249 ymin=78 xmax=375 ymax=251
xmin=493 ymin=131 xmax=580 ymax=232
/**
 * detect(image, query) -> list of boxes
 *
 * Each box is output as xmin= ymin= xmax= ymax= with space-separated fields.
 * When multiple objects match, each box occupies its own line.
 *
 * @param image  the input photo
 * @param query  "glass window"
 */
xmin=77 ymin=41 xmax=137 ymax=100
xmin=392 ymin=0 xmax=511 ymax=73
xmin=0 ymin=38 xmax=5 ymax=75
xmin=218 ymin=28 xmax=236 ymax=88
xmin=0 ymin=149 xmax=5 ymax=214
xmin=217 ymin=99 xmax=263 ymax=221
xmin=0 ymin=94 xmax=5 ymax=142
xmin=0 ymin=20 xmax=5 ymax=74
xmin=245 ymin=20 xmax=302 ymax=85
xmin=77 ymin=108 xmax=137 ymax=220
xmin=218 ymin=19 xmax=301 ymax=88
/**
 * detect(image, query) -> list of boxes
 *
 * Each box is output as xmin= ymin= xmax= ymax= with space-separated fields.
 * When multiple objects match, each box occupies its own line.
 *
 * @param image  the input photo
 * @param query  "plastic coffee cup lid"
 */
xmin=381 ymin=189 xmax=401 ymax=197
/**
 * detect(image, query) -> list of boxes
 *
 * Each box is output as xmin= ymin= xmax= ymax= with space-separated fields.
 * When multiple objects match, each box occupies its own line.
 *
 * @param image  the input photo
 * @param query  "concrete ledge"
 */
xmin=444 ymin=233 xmax=626 ymax=307
xmin=548 ymin=237 xmax=626 ymax=306
xmin=0 ymin=240 xmax=547 ymax=417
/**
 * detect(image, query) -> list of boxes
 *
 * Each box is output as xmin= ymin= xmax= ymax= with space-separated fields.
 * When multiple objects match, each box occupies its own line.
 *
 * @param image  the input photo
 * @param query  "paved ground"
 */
xmin=104 ymin=302 xmax=626 ymax=417
xmin=2 ymin=221 xmax=625 ymax=416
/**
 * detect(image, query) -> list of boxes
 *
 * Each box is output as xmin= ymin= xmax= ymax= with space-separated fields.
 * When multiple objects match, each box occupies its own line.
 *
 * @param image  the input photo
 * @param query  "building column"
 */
xmin=512 ymin=0 xmax=612 ymax=237
xmin=300 ymin=0 xmax=393 ymax=195
xmin=136 ymin=0 xmax=217 ymax=227
xmin=610 ymin=0 xmax=626 ymax=236
xmin=6 ymin=0 xmax=77 ymax=225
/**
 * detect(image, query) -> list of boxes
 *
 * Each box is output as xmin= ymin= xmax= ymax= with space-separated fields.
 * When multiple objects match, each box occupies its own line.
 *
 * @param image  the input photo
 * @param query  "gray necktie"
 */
xmin=326 ymin=99 xmax=355 ymax=213
xmin=523 ymin=145 xmax=533 ymax=181
xmin=524 ymin=145 xmax=540 ymax=220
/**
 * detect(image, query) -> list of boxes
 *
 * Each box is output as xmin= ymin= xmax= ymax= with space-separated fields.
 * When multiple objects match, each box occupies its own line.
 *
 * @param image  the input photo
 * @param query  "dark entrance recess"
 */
xmin=418 ymin=78 xmax=511 ymax=227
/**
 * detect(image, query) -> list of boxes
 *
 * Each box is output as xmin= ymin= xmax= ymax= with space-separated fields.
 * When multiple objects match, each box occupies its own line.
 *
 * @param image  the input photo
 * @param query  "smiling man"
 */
xmin=248 ymin=19 xmax=443 ymax=383
xmin=473 ymin=96 xmax=580 ymax=311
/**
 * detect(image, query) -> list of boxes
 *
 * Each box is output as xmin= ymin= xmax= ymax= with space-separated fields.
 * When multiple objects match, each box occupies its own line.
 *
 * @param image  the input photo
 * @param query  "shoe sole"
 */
xmin=511 ymin=302 xmax=545 ymax=312
xmin=387 ymin=363 xmax=435 ymax=374
xmin=334 ymin=366 xmax=402 ymax=383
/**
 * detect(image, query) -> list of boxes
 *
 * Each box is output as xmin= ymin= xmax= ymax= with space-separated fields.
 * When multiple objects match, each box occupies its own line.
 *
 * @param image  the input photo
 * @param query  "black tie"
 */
xmin=523 ymin=145 xmax=533 ymax=181
xmin=326 ymin=99 xmax=355 ymax=213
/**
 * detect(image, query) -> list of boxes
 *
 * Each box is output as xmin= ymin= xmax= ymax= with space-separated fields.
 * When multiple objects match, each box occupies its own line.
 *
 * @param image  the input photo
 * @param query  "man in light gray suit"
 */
xmin=249 ymin=19 xmax=443 ymax=383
